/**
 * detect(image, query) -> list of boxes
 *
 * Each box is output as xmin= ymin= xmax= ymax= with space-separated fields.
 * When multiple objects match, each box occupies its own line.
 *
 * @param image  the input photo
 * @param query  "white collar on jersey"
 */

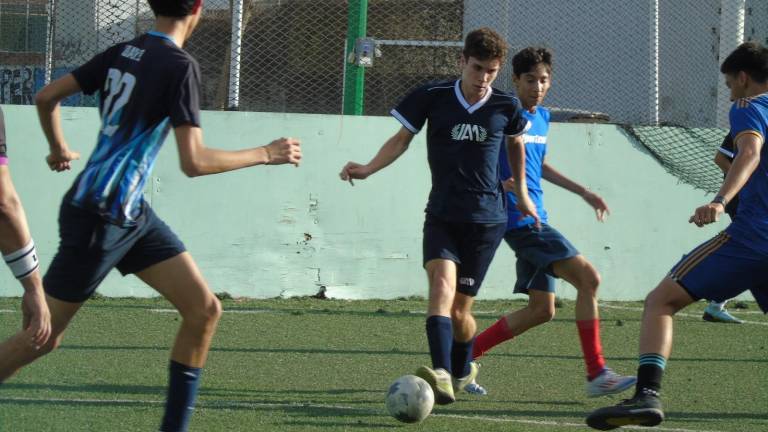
xmin=454 ymin=80 xmax=493 ymax=114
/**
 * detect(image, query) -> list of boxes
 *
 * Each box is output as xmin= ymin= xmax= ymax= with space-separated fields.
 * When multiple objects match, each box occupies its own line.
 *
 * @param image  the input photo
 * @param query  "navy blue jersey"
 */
xmin=726 ymin=95 xmax=768 ymax=255
xmin=69 ymin=31 xmax=201 ymax=226
xmin=391 ymin=80 xmax=529 ymax=223
xmin=0 ymin=106 xmax=6 ymax=159
xmin=718 ymin=133 xmax=739 ymax=217
xmin=500 ymin=106 xmax=550 ymax=229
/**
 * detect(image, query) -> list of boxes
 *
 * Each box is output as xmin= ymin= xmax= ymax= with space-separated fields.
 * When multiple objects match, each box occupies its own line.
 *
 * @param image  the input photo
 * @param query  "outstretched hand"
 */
xmin=21 ymin=288 xmax=51 ymax=349
xmin=46 ymin=147 xmax=80 ymax=172
xmin=582 ymin=190 xmax=610 ymax=222
xmin=689 ymin=202 xmax=724 ymax=227
xmin=339 ymin=162 xmax=372 ymax=186
xmin=265 ymin=137 xmax=302 ymax=166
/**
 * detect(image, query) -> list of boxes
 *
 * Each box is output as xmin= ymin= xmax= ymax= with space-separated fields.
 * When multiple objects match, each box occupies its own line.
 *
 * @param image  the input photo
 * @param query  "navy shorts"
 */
xmin=504 ymin=223 xmax=580 ymax=294
xmin=422 ymin=213 xmax=506 ymax=297
xmin=44 ymin=200 xmax=186 ymax=303
xmin=670 ymin=232 xmax=768 ymax=313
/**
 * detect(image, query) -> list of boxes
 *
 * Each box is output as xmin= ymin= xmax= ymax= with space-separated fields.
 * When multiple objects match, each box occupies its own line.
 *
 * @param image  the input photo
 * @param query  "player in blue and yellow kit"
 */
xmin=340 ymin=28 xmax=537 ymax=405
xmin=587 ymin=41 xmax=768 ymax=430
xmin=0 ymin=107 xmax=51 ymax=351
xmin=0 ymin=1 xmax=301 ymax=431
xmin=466 ymin=47 xmax=635 ymax=397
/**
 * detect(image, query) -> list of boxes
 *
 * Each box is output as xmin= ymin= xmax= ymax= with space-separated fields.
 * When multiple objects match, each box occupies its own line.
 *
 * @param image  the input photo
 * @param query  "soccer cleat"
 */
xmin=702 ymin=305 xmax=743 ymax=324
xmin=452 ymin=361 xmax=479 ymax=393
xmin=586 ymin=390 xmax=664 ymax=430
xmin=463 ymin=380 xmax=488 ymax=396
xmin=586 ymin=368 xmax=637 ymax=398
xmin=415 ymin=366 xmax=455 ymax=405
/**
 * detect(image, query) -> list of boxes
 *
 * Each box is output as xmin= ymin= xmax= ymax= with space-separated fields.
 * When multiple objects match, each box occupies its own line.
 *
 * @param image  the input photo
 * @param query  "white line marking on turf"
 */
xmin=0 ymin=309 xmax=16 ymax=313
xmin=0 ymin=396 xmax=730 ymax=432
xmin=599 ymin=303 xmax=768 ymax=326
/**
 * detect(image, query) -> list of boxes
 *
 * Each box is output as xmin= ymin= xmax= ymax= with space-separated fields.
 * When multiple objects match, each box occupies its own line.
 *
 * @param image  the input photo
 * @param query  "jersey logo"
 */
xmin=523 ymin=134 xmax=547 ymax=144
xmin=121 ymin=45 xmax=145 ymax=62
xmin=451 ymin=123 xmax=488 ymax=142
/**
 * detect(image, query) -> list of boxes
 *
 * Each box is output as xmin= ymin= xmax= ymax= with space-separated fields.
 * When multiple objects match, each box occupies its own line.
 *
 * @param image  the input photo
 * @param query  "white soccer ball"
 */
xmin=385 ymin=374 xmax=435 ymax=423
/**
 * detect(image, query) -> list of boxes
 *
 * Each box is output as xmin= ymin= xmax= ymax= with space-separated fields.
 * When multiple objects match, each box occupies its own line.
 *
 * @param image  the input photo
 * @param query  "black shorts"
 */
xmin=44 ymin=200 xmax=186 ymax=303
xmin=422 ymin=213 xmax=506 ymax=297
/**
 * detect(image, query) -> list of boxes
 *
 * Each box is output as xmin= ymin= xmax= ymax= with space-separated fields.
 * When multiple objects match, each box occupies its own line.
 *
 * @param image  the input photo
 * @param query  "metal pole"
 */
xmin=716 ymin=0 xmax=746 ymax=128
xmin=228 ymin=0 xmax=245 ymax=110
xmin=649 ymin=0 xmax=659 ymax=125
xmin=44 ymin=0 xmax=56 ymax=85
xmin=342 ymin=0 xmax=368 ymax=115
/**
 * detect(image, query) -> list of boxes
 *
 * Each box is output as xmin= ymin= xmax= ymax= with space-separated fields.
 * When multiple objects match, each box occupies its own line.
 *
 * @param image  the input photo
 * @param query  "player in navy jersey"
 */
xmin=465 ymin=47 xmax=635 ymax=398
xmin=0 ymin=1 xmax=301 ymax=431
xmin=701 ymin=133 xmax=743 ymax=323
xmin=340 ymin=28 xmax=537 ymax=405
xmin=0 ymin=106 xmax=52 ymax=352
xmin=587 ymin=41 xmax=768 ymax=430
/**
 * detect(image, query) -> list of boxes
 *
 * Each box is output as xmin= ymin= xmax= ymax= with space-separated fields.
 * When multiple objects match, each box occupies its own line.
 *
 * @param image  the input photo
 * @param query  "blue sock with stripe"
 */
xmin=635 ymin=353 xmax=666 ymax=398
xmin=425 ymin=315 xmax=453 ymax=372
xmin=451 ymin=338 xmax=475 ymax=379
xmin=160 ymin=360 xmax=202 ymax=432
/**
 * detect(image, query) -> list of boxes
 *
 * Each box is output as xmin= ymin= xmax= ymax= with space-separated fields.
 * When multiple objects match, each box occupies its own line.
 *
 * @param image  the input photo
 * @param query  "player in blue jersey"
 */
xmin=0 ymin=1 xmax=301 ymax=431
xmin=701 ymin=134 xmax=743 ymax=323
xmin=340 ymin=28 xmax=537 ymax=405
xmin=466 ymin=47 xmax=636 ymax=398
xmin=0 ymin=107 xmax=51 ymax=351
xmin=587 ymin=41 xmax=768 ymax=430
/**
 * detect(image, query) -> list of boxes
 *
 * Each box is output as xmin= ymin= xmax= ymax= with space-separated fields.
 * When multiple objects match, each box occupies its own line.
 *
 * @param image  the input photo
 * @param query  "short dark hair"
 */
xmin=463 ymin=28 xmax=508 ymax=62
xmin=512 ymin=47 xmax=553 ymax=77
xmin=148 ymin=0 xmax=202 ymax=18
xmin=720 ymin=41 xmax=768 ymax=83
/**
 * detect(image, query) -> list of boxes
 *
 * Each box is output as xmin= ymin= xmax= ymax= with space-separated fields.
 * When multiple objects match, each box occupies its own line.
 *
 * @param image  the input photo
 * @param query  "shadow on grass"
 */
xmin=57 ymin=344 xmax=768 ymax=363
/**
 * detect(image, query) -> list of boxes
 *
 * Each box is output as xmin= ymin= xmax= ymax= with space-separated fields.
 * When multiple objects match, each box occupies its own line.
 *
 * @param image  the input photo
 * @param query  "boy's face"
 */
xmin=725 ymin=72 xmax=749 ymax=101
xmin=513 ymin=63 xmax=551 ymax=110
xmin=460 ymin=55 xmax=502 ymax=96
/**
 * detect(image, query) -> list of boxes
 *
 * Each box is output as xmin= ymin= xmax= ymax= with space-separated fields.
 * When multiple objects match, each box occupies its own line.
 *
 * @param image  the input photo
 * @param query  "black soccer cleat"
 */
xmin=586 ymin=391 xmax=664 ymax=430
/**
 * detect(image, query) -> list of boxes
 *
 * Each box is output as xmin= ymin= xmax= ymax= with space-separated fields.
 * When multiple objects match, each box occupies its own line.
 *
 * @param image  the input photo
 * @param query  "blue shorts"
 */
xmin=422 ymin=213 xmax=506 ymax=297
xmin=44 ymin=200 xmax=186 ymax=303
xmin=670 ymin=232 xmax=768 ymax=313
xmin=504 ymin=223 xmax=580 ymax=294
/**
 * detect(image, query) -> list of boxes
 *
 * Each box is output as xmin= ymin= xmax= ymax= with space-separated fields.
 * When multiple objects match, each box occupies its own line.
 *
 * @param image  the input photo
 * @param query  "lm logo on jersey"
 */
xmin=451 ymin=123 xmax=488 ymax=142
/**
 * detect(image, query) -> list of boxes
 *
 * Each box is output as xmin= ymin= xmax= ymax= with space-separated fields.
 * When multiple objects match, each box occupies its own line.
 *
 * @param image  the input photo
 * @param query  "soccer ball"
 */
xmin=385 ymin=375 xmax=435 ymax=423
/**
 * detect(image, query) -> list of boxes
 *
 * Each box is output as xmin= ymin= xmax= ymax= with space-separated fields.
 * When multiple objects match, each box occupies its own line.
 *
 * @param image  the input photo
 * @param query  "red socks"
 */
xmin=472 ymin=316 xmax=515 ymax=359
xmin=577 ymin=319 xmax=606 ymax=380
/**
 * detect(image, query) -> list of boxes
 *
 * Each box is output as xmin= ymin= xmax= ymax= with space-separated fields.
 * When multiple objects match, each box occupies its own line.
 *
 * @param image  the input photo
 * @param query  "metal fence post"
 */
xmin=44 ymin=0 xmax=56 ymax=85
xmin=342 ymin=0 xmax=367 ymax=115
xmin=228 ymin=0 xmax=245 ymax=110
xmin=716 ymin=0 xmax=746 ymax=129
xmin=649 ymin=0 xmax=659 ymax=125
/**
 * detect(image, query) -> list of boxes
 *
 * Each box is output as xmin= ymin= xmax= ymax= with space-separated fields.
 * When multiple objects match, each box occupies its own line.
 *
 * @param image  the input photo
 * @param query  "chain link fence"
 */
xmin=0 ymin=0 xmax=766 ymax=127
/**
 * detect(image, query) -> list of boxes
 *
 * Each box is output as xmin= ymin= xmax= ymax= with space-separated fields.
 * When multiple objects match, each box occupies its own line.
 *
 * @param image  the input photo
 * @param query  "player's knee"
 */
xmin=531 ymin=304 xmax=556 ymax=324
xmin=37 ymin=333 xmax=65 ymax=356
xmin=183 ymin=295 xmax=222 ymax=329
xmin=576 ymin=267 xmax=601 ymax=296
xmin=450 ymin=305 xmax=472 ymax=324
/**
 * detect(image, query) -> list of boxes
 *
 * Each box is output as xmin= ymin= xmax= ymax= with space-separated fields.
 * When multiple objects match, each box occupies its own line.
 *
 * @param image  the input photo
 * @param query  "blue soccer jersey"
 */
xmin=500 ymin=106 xmax=550 ymax=229
xmin=391 ymin=80 xmax=529 ymax=223
xmin=726 ymin=94 xmax=768 ymax=254
xmin=69 ymin=31 xmax=201 ymax=226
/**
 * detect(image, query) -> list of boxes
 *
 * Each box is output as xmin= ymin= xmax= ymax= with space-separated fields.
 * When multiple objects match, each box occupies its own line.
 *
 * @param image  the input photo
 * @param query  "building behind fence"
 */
xmin=1 ymin=0 xmax=766 ymax=126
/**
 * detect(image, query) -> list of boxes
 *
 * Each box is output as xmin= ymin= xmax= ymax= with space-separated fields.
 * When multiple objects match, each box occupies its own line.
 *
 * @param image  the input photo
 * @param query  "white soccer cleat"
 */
xmin=586 ymin=368 xmax=637 ymax=398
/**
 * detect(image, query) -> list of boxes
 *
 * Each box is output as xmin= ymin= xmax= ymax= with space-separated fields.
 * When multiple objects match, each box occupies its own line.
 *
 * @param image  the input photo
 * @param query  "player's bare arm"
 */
xmin=714 ymin=150 xmax=732 ymax=174
xmin=506 ymin=134 xmax=540 ymax=226
xmin=35 ymin=74 xmax=82 ymax=172
xmin=690 ymin=133 xmax=762 ymax=226
xmin=542 ymin=161 xmax=609 ymax=221
xmin=339 ymin=126 xmax=413 ymax=185
xmin=174 ymin=126 xmax=301 ymax=177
